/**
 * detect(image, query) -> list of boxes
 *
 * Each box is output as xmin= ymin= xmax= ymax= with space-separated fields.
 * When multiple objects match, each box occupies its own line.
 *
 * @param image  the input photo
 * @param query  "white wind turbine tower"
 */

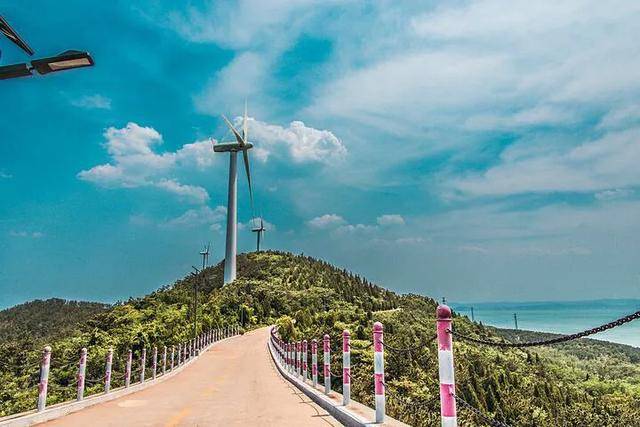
xmin=214 ymin=104 xmax=254 ymax=284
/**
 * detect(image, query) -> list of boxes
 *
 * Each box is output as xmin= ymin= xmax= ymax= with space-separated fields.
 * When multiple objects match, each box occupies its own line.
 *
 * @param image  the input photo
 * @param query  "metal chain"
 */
xmin=453 ymin=393 xmax=512 ymax=427
xmin=449 ymin=308 xmax=640 ymax=347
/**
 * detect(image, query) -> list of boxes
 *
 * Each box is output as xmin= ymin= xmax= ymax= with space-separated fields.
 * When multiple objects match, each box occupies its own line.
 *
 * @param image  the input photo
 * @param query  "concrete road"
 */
xmin=42 ymin=328 xmax=340 ymax=426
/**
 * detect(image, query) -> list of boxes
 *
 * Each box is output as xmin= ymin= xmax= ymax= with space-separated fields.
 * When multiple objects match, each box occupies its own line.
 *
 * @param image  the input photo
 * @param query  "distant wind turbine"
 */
xmin=214 ymin=104 xmax=254 ymax=284
xmin=199 ymin=242 xmax=210 ymax=268
xmin=251 ymin=218 xmax=265 ymax=252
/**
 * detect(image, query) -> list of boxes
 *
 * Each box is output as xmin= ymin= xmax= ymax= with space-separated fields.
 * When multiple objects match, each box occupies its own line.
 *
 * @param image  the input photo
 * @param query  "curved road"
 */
xmin=43 ymin=327 xmax=340 ymax=426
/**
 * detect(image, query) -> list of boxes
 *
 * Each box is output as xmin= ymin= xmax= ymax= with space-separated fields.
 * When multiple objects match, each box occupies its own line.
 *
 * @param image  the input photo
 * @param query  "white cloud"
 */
xmin=334 ymin=223 xmax=377 ymax=235
xmin=376 ymin=214 xmax=405 ymax=226
xmin=247 ymin=118 xmax=346 ymax=164
xmin=155 ymin=179 xmax=210 ymax=204
xmin=71 ymin=94 xmax=112 ymax=110
xmin=450 ymin=128 xmax=640 ymax=196
xmin=9 ymin=231 xmax=44 ymax=238
xmin=163 ymin=206 xmax=227 ymax=228
xmin=0 ymin=171 xmax=12 ymax=179
xmin=78 ymin=123 xmax=214 ymax=204
xmin=307 ymin=214 xmax=346 ymax=229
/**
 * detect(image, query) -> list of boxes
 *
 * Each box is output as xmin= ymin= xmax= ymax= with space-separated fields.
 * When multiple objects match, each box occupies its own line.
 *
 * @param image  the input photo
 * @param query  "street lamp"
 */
xmin=0 ymin=15 xmax=94 ymax=80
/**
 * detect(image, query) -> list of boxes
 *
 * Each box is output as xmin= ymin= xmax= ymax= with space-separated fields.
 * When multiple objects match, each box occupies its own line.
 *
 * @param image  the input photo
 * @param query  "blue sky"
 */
xmin=2 ymin=0 xmax=640 ymax=308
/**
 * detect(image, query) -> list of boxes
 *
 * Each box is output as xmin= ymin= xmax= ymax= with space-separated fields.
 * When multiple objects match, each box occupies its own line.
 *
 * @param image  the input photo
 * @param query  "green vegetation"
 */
xmin=2 ymin=251 xmax=640 ymax=426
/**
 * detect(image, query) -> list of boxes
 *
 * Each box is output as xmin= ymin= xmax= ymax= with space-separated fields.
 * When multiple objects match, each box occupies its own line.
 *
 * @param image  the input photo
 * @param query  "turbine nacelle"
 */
xmin=213 ymin=142 xmax=254 ymax=152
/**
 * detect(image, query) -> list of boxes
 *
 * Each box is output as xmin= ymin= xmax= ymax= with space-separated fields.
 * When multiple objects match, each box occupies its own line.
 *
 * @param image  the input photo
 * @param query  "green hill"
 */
xmin=1 ymin=251 xmax=640 ymax=425
xmin=0 ymin=298 xmax=110 ymax=343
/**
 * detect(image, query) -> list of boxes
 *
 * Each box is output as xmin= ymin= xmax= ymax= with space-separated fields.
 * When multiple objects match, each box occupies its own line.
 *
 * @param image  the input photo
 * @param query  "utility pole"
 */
xmin=513 ymin=313 xmax=518 ymax=330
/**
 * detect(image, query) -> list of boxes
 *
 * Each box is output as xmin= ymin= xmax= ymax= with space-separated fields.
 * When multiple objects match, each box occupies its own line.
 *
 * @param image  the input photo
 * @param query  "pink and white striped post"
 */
xmin=373 ymin=322 xmax=385 ymax=423
xmin=297 ymin=341 xmax=302 ymax=377
xmin=76 ymin=348 xmax=87 ymax=401
xmin=104 ymin=347 xmax=113 ymax=393
xmin=343 ymin=330 xmax=351 ymax=405
xmin=162 ymin=346 xmax=167 ymax=375
xmin=323 ymin=334 xmax=331 ymax=395
xmin=152 ymin=346 xmax=158 ymax=380
xmin=183 ymin=342 xmax=187 ymax=362
xmin=140 ymin=348 xmax=147 ymax=383
xmin=437 ymin=304 xmax=457 ymax=427
xmin=171 ymin=346 xmax=175 ymax=371
xmin=177 ymin=343 xmax=182 ymax=366
xmin=311 ymin=339 xmax=318 ymax=387
xmin=288 ymin=343 xmax=292 ymax=373
xmin=37 ymin=346 xmax=51 ymax=411
xmin=125 ymin=349 xmax=132 ymax=387
xmin=303 ymin=340 xmax=308 ymax=382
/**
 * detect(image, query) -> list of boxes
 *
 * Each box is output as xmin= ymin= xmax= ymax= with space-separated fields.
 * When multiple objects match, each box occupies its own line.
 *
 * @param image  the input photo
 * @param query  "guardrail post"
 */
xmin=297 ymin=341 xmax=301 ymax=377
xmin=171 ymin=345 xmax=175 ymax=371
xmin=140 ymin=348 xmax=147 ymax=383
xmin=125 ymin=349 xmax=132 ymax=387
xmin=343 ymin=330 xmax=351 ymax=405
xmin=105 ymin=347 xmax=113 ymax=393
xmin=323 ymin=334 xmax=331 ymax=395
xmin=373 ymin=322 xmax=385 ymax=423
xmin=286 ymin=343 xmax=290 ymax=372
xmin=312 ymin=339 xmax=318 ymax=387
xmin=37 ymin=345 xmax=51 ymax=411
xmin=303 ymin=340 xmax=308 ymax=382
xmin=437 ymin=304 xmax=457 ymax=427
xmin=77 ymin=347 xmax=87 ymax=401
xmin=162 ymin=346 xmax=167 ymax=375
xmin=152 ymin=346 xmax=158 ymax=379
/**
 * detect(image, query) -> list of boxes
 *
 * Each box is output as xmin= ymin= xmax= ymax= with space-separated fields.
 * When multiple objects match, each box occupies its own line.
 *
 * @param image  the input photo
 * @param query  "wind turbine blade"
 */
xmin=222 ymin=115 xmax=245 ymax=146
xmin=242 ymin=149 xmax=254 ymax=209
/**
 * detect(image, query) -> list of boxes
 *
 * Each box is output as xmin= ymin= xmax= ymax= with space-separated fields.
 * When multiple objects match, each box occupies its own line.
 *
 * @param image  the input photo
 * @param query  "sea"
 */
xmin=450 ymin=299 xmax=640 ymax=348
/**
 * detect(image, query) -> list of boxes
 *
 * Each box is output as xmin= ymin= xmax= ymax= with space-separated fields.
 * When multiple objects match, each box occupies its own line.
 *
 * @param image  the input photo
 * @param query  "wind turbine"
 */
xmin=214 ymin=104 xmax=253 ymax=284
xmin=251 ymin=218 xmax=265 ymax=252
xmin=199 ymin=243 xmax=210 ymax=269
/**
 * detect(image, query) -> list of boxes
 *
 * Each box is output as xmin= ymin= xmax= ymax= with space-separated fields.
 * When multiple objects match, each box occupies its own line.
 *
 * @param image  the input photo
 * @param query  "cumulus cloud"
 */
xmin=163 ymin=206 xmax=227 ymax=228
xmin=307 ymin=214 xmax=346 ymax=229
xmin=71 ymin=94 xmax=112 ymax=110
xmin=247 ymin=118 xmax=346 ymax=164
xmin=78 ymin=123 xmax=214 ymax=204
xmin=155 ymin=179 xmax=210 ymax=204
xmin=377 ymin=214 xmax=405 ymax=226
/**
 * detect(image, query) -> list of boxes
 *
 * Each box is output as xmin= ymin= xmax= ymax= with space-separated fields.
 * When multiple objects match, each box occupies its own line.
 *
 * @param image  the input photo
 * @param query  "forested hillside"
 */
xmin=0 ymin=298 xmax=109 ymax=342
xmin=1 ymin=251 xmax=640 ymax=426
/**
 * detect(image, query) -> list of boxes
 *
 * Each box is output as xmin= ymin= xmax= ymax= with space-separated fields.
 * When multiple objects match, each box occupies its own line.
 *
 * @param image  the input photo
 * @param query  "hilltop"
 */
xmin=1 ymin=251 xmax=640 ymax=425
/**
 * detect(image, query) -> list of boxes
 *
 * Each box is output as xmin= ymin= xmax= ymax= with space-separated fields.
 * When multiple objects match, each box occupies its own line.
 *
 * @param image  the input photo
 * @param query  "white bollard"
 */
xmin=171 ymin=346 xmax=175 ymax=371
xmin=162 ymin=346 xmax=167 ymax=375
xmin=125 ymin=349 xmax=132 ymax=388
xmin=77 ymin=348 xmax=87 ymax=401
xmin=437 ymin=304 xmax=457 ymax=427
xmin=152 ymin=346 xmax=158 ymax=380
xmin=140 ymin=348 xmax=147 ymax=383
xmin=104 ymin=348 xmax=113 ymax=393
xmin=323 ymin=334 xmax=331 ymax=395
xmin=303 ymin=340 xmax=308 ymax=382
xmin=373 ymin=322 xmax=385 ymax=423
xmin=297 ymin=341 xmax=302 ymax=377
xmin=37 ymin=346 xmax=51 ymax=411
xmin=343 ymin=330 xmax=351 ymax=405
xmin=312 ymin=339 xmax=318 ymax=387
